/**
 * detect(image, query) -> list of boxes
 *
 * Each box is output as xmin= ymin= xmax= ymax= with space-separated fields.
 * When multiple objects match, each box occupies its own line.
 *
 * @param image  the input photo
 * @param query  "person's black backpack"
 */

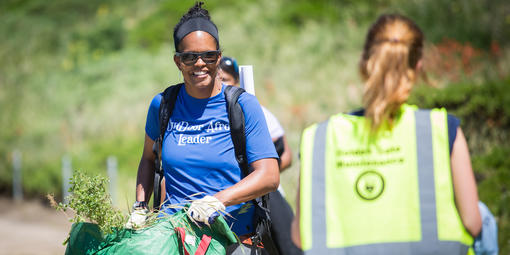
xmin=152 ymin=83 xmax=279 ymax=254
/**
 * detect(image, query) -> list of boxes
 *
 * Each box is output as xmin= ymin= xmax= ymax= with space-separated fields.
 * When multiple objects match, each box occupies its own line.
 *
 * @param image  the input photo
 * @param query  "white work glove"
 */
xmin=187 ymin=195 xmax=225 ymax=225
xmin=125 ymin=208 xmax=149 ymax=229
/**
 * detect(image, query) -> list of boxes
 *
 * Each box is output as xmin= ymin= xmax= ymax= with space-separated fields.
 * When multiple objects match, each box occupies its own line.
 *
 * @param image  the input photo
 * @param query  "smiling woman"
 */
xmin=174 ymin=30 xmax=222 ymax=98
xmin=130 ymin=2 xmax=279 ymax=255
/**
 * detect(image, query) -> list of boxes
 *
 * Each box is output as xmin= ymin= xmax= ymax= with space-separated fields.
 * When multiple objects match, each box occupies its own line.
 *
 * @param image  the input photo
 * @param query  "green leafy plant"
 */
xmin=50 ymin=170 xmax=127 ymax=234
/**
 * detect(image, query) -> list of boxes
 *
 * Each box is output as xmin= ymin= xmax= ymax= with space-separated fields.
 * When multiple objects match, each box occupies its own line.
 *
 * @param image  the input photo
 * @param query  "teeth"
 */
xmin=194 ymin=71 xmax=206 ymax=75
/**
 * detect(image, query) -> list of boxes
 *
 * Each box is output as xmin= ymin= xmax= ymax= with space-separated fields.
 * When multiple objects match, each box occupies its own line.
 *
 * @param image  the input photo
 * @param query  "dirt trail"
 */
xmin=0 ymin=197 xmax=71 ymax=255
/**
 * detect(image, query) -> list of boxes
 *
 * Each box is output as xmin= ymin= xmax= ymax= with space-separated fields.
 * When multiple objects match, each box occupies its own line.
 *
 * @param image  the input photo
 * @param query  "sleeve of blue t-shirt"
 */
xmin=238 ymin=93 xmax=279 ymax=163
xmin=447 ymin=114 xmax=460 ymax=155
xmin=145 ymin=94 xmax=162 ymax=141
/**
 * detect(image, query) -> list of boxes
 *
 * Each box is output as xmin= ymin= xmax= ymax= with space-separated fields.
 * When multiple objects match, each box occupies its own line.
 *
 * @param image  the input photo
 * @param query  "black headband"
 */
xmin=174 ymin=17 xmax=219 ymax=51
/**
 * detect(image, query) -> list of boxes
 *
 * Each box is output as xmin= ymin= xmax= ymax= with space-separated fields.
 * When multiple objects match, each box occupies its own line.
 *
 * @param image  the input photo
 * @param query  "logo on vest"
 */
xmin=355 ymin=170 xmax=384 ymax=200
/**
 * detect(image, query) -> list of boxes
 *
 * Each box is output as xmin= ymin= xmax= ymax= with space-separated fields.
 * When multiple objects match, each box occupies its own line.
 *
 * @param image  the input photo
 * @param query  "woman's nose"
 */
xmin=195 ymin=56 xmax=206 ymax=66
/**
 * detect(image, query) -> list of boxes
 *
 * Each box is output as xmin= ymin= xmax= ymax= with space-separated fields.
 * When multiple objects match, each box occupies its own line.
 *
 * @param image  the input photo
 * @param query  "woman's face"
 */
xmin=174 ymin=31 xmax=221 ymax=91
xmin=218 ymin=68 xmax=237 ymax=86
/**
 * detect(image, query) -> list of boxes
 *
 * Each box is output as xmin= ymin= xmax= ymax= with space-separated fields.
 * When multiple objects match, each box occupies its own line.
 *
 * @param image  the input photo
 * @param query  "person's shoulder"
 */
xmin=237 ymin=89 xmax=257 ymax=103
xmin=149 ymin=92 xmax=163 ymax=109
xmin=348 ymin=108 xmax=365 ymax=116
xmin=414 ymin=106 xmax=461 ymax=140
xmin=220 ymin=85 xmax=254 ymax=102
xmin=235 ymin=89 xmax=261 ymax=112
xmin=446 ymin=113 xmax=460 ymax=123
xmin=419 ymin=106 xmax=460 ymax=125
xmin=447 ymin=113 xmax=461 ymax=131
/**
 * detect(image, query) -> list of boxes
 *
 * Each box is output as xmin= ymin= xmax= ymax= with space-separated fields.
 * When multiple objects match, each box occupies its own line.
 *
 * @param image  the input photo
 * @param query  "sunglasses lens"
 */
xmin=202 ymin=51 xmax=219 ymax=63
xmin=180 ymin=53 xmax=197 ymax=65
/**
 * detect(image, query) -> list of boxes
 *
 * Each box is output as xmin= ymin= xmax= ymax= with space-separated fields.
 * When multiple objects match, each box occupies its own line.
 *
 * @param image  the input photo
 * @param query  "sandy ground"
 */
xmin=0 ymin=197 xmax=71 ymax=255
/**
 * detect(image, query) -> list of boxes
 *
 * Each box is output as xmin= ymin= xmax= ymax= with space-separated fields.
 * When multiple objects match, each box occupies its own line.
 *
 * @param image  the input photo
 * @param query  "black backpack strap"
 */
xmin=224 ymin=85 xmax=250 ymax=175
xmin=152 ymin=83 xmax=183 ymax=210
xmin=224 ymin=85 xmax=279 ymax=255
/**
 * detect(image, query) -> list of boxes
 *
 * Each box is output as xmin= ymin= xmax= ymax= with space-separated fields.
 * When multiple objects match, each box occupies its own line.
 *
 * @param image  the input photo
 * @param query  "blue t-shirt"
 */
xmin=145 ymin=84 xmax=278 ymax=235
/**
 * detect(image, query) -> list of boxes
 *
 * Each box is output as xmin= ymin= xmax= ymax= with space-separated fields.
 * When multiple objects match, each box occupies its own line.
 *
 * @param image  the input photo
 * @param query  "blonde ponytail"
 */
xmin=359 ymin=14 xmax=423 ymax=131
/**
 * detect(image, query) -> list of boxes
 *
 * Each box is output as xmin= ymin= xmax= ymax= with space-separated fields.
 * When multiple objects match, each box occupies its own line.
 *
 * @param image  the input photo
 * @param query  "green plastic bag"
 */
xmin=65 ymin=209 xmax=237 ymax=255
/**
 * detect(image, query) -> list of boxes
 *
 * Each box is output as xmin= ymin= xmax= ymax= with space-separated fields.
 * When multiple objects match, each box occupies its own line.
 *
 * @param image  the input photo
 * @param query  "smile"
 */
xmin=193 ymin=71 xmax=207 ymax=76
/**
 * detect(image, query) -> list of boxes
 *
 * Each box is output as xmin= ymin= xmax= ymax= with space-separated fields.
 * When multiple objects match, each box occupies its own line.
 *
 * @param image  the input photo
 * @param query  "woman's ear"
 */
xmin=174 ymin=55 xmax=181 ymax=70
xmin=216 ymin=52 xmax=222 ymax=65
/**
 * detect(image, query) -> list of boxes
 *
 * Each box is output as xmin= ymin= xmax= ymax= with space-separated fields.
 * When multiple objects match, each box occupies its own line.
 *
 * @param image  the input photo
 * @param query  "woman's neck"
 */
xmin=184 ymin=79 xmax=222 ymax=99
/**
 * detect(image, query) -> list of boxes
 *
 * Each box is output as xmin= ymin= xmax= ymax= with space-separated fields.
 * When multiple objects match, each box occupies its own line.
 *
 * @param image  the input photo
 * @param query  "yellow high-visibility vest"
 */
xmin=299 ymin=104 xmax=474 ymax=254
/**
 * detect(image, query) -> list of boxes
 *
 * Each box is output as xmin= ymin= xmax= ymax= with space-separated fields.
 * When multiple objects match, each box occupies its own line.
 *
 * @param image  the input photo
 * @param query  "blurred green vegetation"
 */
xmin=1 ymin=0 xmax=509 ymax=252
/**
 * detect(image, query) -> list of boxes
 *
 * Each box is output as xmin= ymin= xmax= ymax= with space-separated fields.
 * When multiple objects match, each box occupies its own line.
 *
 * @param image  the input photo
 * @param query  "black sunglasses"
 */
xmin=175 ymin=50 xmax=221 ymax=66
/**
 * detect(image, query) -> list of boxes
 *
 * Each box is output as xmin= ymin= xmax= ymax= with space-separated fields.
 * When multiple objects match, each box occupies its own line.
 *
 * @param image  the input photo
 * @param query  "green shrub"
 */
xmin=127 ymin=0 xmax=240 ymax=50
xmin=473 ymin=147 xmax=510 ymax=253
xmin=399 ymin=0 xmax=510 ymax=49
xmin=409 ymin=79 xmax=510 ymax=154
xmin=53 ymin=170 xmax=127 ymax=235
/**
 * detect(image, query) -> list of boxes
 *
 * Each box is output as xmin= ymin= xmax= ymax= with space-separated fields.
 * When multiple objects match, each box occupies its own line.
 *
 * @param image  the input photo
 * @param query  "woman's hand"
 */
xmin=187 ymin=195 xmax=225 ymax=225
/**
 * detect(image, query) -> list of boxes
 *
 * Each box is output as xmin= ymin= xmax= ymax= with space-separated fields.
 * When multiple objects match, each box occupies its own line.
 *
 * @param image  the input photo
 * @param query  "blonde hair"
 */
xmin=359 ymin=14 xmax=424 ymax=131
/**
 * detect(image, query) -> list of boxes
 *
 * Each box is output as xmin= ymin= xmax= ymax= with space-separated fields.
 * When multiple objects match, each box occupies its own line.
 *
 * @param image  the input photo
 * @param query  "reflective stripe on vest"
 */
xmin=304 ymin=109 xmax=470 ymax=255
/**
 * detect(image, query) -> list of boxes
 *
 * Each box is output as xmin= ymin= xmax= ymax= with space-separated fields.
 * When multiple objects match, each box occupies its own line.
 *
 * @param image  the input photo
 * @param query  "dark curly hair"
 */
xmin=173 ymin=2 xmax=220 ymax=51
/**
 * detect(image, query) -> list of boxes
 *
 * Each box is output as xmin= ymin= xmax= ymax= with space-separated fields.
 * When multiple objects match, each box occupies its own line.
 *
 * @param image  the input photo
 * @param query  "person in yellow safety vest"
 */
xmin=291 ymin=14 xmax=482 ymax=255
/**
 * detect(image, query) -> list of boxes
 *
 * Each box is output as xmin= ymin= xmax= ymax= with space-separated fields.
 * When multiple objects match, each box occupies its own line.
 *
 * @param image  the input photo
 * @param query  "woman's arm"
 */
xmin=214 ymin=94 xmax=280 ymax=206
xmin=451 ymin=127 xmax=482 ymax=237
xmin=214 ymin=157 xmax=279 ymax=206
xmin=276 ymin=135 xmax=293 ymax=171
xmin=135 ymin=134 xmax=156 ymax=203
